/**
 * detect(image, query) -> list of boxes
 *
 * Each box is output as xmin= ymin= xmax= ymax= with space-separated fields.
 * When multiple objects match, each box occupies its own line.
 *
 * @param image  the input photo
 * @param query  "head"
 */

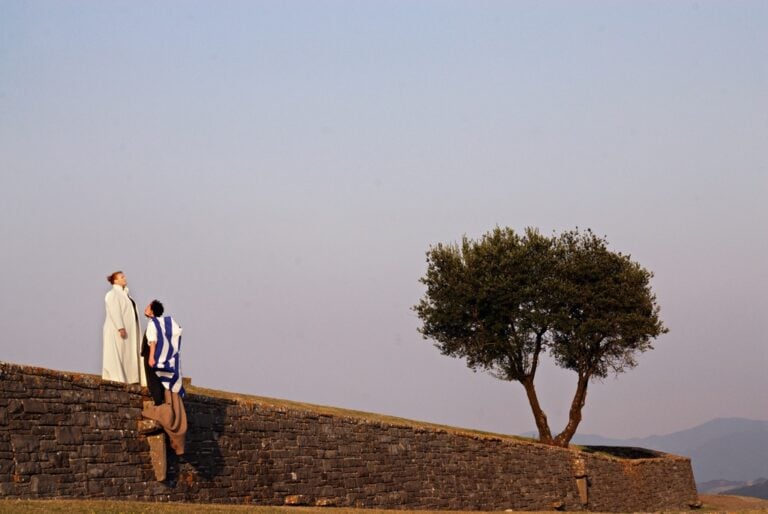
xmin=144 ymin=300 xmax=164 ymax=318
xmin=107 ymin=271 xmax=127 ymax=287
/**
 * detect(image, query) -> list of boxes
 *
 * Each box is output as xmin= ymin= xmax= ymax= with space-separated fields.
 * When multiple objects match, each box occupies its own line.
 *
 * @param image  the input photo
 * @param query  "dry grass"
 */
xmin=699 ymin=494 xmax=768 ymax=512
xmin=0 ymin=500 xmax=508 ymax=514
xmin=185 ymin=383 xmax=536 ymax=445
xmin=3 ymin=497 xmax=768 ymax=514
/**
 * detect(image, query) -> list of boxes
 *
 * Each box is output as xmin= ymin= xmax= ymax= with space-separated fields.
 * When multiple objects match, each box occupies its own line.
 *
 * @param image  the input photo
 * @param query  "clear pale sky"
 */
xmin=1 ymin=1 xmax=766 ymax=439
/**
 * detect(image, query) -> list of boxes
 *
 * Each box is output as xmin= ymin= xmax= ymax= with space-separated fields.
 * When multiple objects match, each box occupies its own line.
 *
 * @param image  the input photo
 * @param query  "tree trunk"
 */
xmin=553 ymin=373 xmax=589 ymax=447
xmin=521 ymin=376 xmax=553 ymax=444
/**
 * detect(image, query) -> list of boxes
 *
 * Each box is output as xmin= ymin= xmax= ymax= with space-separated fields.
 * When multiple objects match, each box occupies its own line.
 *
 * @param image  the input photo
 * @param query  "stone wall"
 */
xmin=0 ymin=362 xmax=699 ymax=511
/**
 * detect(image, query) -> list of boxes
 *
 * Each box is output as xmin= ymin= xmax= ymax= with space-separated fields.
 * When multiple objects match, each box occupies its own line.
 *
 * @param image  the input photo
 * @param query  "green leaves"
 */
xmin=415 ymin=227 xmax=557 ymax=380
xmin=414 ymin=226 xmax=667 ymax=446
xmin=548 ymin=229 xmax=667 ymax=378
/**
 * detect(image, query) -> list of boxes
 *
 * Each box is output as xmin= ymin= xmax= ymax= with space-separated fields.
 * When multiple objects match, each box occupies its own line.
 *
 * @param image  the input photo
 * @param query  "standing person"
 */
xmin=141 ymin=300 xmax=173 ymax=406
xmin=102 ymin=271 xmax=144 ymax=384
xmin=141 ymin=299 xmax=187 ymax=456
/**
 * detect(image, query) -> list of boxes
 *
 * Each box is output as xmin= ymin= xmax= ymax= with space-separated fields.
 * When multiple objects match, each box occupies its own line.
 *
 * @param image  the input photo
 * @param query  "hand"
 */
xmin=149 ymin=355 xmax=156 ymax=367
xmin=119 ymin=328 xmax=127 ymax=339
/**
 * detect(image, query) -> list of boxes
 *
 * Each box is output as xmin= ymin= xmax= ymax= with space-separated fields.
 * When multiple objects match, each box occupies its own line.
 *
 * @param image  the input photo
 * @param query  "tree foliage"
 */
xmin=414 ymin=227 xmax=667 ymax=447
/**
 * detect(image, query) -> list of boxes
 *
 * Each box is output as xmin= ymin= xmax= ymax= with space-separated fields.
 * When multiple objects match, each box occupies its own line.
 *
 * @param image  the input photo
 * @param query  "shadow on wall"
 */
xmin=165 ymin=396 xmax=226 ymax=485
xmin=163 ymin=396 xmax=281 ymax=501
xmin=581 ymin=446 xmax=664 ymax=459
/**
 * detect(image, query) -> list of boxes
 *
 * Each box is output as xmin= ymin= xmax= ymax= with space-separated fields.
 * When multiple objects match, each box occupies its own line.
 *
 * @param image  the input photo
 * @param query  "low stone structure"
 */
xmin=0 ymin=361 xmax=699 ymax=511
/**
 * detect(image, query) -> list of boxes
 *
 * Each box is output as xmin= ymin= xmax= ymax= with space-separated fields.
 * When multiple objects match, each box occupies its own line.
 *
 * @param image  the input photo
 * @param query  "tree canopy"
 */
xmin=414 ymin=227 xmax=667 ymax=447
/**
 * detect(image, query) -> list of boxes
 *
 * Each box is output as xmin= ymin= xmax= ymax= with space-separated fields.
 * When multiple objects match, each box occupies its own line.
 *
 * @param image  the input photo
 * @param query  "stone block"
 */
xmin=55 ymin=426 xmax=83 ymax=445
xmin=39 ymin=439 xmax=60 ymax=452
xmin=6 ymin=400 xmax=23 ymax=414
xmin=30 ymin=475 xmax=57 ymax=494
xmin=87 ymin=465 xmax=107 ymax=479
xmin=0 ymin=380 xmax=26 ymax=393
xmin=118 ymin=407 xmax=142 ymax=420
xmin=10 ymin=434 xmax=39 ymax=453
xmin=284 ymin=494 xmax=311 ymax=505
xmin=147 ymin=433 xmax=167 ymax=482
xmin=100 ymin=391 xmax=125 ymax=404
xmin=47 ymin=452 xmax=68 ymax=468
xmin=59 ymin=390 xmax=80 ymax=403
xmin=98 ymin=430 xmax=123 ymax=441
xmin=78 ymin=444 xmax=101 ymax=458
xmin=38 ymin=413 xmax=68 ymax=425
xmin=69 ymin=458 xmax=87 ymax=474
xmin=13 ymin=453 xmax=30 ymax=463
xmin=16 ymin=461 xmax=41 ymax=475
xmin=22 ymin=399 xmax=47 ymax=413
xmin=87 ymin=480 xmax=103 ymax=494
xmin=71 ymin=412 xmax=91 ymax=426
xmin=101 ymin=443 xmax=122 ymax=454
xmin=92 ymin=412 xmax=113 ymax=429
xmin=22 ymin=375 xmax=46 ymax=388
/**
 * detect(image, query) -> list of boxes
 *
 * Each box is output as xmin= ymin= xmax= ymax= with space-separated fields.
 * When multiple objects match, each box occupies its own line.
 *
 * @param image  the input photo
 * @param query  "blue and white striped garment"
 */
xmin=150 ymin=316 xmax=185 ymax=397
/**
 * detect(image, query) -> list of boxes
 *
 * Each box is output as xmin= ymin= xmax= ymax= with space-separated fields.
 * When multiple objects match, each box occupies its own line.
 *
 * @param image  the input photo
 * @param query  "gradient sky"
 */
xmin=1 ymin=1 xmax=766 ymax=439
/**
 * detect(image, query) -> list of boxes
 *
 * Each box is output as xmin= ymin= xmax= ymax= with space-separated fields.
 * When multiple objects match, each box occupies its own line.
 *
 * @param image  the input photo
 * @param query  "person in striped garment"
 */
xmin=141 ymin=299 xmax=187 ymax=456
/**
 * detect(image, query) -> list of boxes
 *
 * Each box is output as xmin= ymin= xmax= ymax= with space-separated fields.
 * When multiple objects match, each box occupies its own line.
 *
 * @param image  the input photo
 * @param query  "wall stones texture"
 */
xmin=0 ymin=362 xmax=699 ymax=511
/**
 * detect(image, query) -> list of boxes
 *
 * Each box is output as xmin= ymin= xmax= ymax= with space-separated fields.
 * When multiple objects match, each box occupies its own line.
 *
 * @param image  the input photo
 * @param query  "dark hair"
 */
xmin=150 ymin=300 xmax=164 ymax=317
xmin=107 ymin=271 xmax=123 ymax=284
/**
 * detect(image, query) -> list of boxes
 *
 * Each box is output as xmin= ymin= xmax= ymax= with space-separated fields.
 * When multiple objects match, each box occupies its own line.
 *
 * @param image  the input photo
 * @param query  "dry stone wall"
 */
xmin=0 ymin=362 xmax=699 ymax=511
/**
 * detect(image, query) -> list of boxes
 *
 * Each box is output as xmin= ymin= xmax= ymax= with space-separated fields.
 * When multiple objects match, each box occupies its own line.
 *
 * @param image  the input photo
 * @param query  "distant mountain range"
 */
xmin=697 ymin=478 xmax=768 ymax=498
xmin=567 ymin=417 xmax=768 ymax=485
xmin=726 ymin=478 xmax=768 ymax=499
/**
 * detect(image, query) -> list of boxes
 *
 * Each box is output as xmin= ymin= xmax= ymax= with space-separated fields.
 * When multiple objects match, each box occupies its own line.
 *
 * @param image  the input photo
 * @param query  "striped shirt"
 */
xmin=147 ymin=316 xmax=185 ymax=396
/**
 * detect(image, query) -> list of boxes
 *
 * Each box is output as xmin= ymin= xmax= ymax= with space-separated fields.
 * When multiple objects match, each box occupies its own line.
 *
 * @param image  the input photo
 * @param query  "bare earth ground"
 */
xmin=2 ymin=496 xmax=768 ymax=514
xmin=699 ymin=494 xmax=768 ymax=512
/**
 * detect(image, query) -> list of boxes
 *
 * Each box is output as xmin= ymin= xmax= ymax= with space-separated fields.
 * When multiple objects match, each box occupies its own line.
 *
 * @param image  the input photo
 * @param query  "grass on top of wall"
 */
xmin=185 ymin=382 xmax=537 ymax=445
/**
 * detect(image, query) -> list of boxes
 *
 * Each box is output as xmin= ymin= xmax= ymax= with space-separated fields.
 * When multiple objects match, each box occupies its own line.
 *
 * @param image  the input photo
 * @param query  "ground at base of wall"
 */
xmin=699 ymin=494 xmax=768 ymax=512
xmin=1 ymin=498 xmax=763 ymax=514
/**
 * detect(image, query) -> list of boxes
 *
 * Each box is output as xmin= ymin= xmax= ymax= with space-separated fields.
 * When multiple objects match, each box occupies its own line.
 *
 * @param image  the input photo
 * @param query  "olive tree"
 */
xmin=414 ymin=227 xmax=667 ymax=447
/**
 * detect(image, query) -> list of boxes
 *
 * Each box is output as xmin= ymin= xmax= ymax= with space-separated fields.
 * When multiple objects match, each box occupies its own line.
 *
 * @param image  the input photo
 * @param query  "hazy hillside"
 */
xmin=570 ymin=417 xmax=768 ymax=483
xmin=727 ymin=479 xmax=768 ymax=499
xmin=697 ymin=479 xmax=749 ymax=494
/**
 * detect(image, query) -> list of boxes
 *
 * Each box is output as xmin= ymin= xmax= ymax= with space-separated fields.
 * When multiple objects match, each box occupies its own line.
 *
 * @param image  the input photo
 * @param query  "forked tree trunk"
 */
xmin=521 ymin=376 xmax=553 ymax=444
xmin=553 ymin=373 xmax=590 ymax=447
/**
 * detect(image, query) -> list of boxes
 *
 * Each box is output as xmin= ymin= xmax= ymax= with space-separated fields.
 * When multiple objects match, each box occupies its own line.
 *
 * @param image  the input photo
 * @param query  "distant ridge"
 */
xmin=570 ymin=418 xmax=768 ymax=483
xmin=697 ymin=479 xmax=749 ymax=494
xmin=726 ymin=478 xmax=768 ymax=499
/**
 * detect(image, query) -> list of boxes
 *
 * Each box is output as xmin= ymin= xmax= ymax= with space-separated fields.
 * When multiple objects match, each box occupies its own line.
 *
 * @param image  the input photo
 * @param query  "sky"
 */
xmin=0 ymin=0 xmax=766 ymax=440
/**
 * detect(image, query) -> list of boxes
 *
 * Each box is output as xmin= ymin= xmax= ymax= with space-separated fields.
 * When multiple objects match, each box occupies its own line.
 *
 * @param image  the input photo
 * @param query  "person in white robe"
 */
xmin=102 ymin=271 xmax=145 ymax=384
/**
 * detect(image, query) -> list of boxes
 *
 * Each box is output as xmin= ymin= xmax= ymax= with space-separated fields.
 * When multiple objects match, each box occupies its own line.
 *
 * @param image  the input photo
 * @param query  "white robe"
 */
xmin=102 ymin=285 xmax=145 ymax=384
